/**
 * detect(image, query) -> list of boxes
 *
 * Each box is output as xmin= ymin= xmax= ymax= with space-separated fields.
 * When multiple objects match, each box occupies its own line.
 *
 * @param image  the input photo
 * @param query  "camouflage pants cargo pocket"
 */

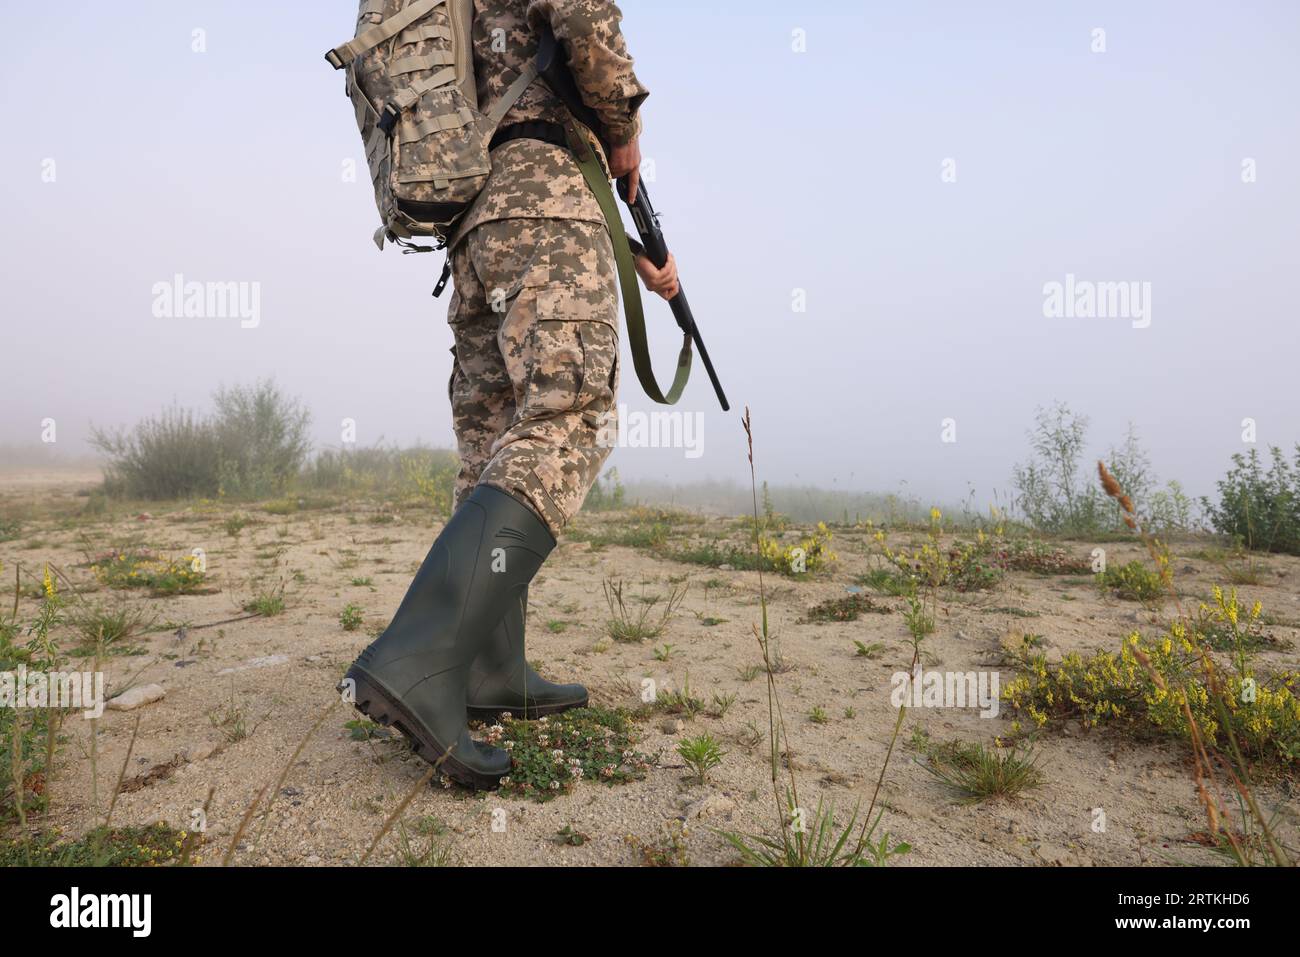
xmin=446 ymin=218 xmax=619 ymax=537
xmin=521 ymin=282 xmax=618 ymax=418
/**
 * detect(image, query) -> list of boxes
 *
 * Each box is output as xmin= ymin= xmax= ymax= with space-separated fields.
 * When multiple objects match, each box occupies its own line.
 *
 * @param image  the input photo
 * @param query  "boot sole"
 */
xmin=466 ymin=694 xmax=589 ymax=723
xmin=341 ymin=666 xmax=508 ymax=791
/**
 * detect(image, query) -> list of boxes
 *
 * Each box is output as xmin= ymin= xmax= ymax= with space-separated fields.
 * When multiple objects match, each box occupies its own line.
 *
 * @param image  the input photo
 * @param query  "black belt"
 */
xmin=489 ymin=120 xmax=570 ymax=152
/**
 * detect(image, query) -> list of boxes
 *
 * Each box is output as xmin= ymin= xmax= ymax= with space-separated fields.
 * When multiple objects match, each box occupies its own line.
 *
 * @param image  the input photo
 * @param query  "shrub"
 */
xmin=211 ymin=381 xmax=312 ymax=498
xmin=582 ymin=468 xmax=627 ymax=512
xmin=873 ymin=513 xmax=1002 ymax=594
xmin=1096 ymin=559 xmax=1167 ymax=602
xmin=92 ymin=380 xmax=311 ymax=501
xmin=89 ymin=549 xmax=207 ymax=596
xmin=1202 ymin=446 xmax=1300 ymax=556
xmin=757 ymin=522 xmax=837 ymax=577
xmin=1003 ymin=589 xmax=1300 ymax=767
xmin=400 ymin=449 xmax=458 ymax=515
xmin=1012 ymin=404 xmax=1194 ymax=535
xmin=92 ymin=407 xmax=223 ymax=500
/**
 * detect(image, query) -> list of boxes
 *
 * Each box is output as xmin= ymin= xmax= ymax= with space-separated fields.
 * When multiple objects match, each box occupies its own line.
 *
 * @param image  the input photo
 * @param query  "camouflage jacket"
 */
xmin=451 ymin=0 xmax=648 ymax=244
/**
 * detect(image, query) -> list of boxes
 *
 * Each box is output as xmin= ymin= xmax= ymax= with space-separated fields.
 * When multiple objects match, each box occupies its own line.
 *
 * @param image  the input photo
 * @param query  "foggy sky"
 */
xmin=2 ymin=0 xmax=1297 ymax=508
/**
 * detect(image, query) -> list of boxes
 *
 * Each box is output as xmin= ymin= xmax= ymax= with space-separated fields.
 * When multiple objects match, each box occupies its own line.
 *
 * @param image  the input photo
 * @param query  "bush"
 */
xmin=93 ymin=407 xmax=223 ymax=500
xmin=582 ymin=468 xmax=627 ymax=512
xmin=1003 ymin=592 xmax=1300 ymax=768
xmin=400 ymin=449 xmax=458 ymax=515
xmin=1097 ymin=560 xmax=1168 ymax=603
xmin=211 ymin=381 xmax=311 ymax=498
xmin=1012 ymin=404 xmax=1194 ymax=535
xmin=1202 ymin=446 xmax=1300 ymax=556
xmin=92 ymin=380 xmax=311 ymax=501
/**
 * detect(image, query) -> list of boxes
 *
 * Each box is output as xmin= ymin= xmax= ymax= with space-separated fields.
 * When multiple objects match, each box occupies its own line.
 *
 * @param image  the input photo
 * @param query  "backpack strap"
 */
xmin=326 ymin=0 xmax=447 ymax=69
xmin=561 ymin=122 xmax=692 ymax=406
xmin=486 ymin=62 xmax=541 ymax=127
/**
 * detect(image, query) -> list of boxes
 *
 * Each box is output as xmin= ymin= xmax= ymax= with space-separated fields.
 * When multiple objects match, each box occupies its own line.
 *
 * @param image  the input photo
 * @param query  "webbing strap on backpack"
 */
xmin=561 ymin=123 xmax=692 ymax=406
xmin=326 ymin=0 xmax=445 ymax=69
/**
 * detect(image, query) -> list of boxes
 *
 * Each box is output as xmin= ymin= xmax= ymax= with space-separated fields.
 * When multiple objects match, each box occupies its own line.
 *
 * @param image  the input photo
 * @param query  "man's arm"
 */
xmin=526 ymin=0 xmax=648 ymax=147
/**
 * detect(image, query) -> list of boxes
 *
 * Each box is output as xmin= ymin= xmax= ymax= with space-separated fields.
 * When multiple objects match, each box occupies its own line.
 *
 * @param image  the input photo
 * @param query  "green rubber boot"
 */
xmin=466 ymin=585 xmax=589 ymax=722
xmin=341 ymin=484 xmax=555 ymax=789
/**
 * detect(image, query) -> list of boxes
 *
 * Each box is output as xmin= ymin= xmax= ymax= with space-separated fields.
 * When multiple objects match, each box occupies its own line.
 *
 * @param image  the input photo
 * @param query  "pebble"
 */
xmin=681 ymin=794 xmax=737 ymax=820
xmin=181 ymin=742 xmax=218 ymax=762
xmin=107 ymin=683 xmax=166 ymax=711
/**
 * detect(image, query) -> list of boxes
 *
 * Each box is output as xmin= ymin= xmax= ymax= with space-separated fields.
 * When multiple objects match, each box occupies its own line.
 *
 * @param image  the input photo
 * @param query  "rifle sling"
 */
xmin=561 ymin=123 xmax=692 ymax=406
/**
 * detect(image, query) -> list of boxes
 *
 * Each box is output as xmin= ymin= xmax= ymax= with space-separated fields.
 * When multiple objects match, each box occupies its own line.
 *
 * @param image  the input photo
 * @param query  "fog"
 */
xmin=3 ymin=0 xmax=1297 ymax=510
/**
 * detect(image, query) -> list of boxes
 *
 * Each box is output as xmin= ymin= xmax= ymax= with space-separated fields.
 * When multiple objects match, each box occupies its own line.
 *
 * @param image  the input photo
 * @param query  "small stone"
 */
xmin=682 ymin=794 xmax=737 ymax=820
xmin=107 ymin=684 xmax=166 ymax=711
xmin=181 ymin=742 xmax=218 ymax=762
xmin=660 ymin=719 xmax=685 ymax=735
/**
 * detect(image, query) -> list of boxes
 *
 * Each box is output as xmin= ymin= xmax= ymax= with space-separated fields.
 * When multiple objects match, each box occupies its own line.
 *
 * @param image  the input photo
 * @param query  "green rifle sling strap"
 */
xmin=562 ymin=123 xmax=692 ymax=406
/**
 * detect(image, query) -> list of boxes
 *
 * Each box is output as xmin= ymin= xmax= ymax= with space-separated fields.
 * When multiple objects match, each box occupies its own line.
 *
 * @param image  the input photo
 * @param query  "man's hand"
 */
xmin=608 ymin=135 xmax=642 ymax=204
xmin=635 ymin=252 xmax=678 ymax=302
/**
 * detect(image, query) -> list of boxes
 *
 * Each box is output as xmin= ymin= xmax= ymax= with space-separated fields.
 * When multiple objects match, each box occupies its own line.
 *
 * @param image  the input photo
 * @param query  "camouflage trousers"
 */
xmin=447 ymin=217 xmax=619 ymax=537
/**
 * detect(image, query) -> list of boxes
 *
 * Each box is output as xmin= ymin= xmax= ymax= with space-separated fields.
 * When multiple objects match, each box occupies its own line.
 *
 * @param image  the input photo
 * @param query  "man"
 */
xmin=344 ymin=0 xmax=677 ymax=789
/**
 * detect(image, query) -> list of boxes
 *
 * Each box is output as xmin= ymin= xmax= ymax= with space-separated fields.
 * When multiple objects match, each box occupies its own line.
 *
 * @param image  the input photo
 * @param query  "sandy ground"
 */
xmin=1 ymin=468 xmax=1297 ymax=867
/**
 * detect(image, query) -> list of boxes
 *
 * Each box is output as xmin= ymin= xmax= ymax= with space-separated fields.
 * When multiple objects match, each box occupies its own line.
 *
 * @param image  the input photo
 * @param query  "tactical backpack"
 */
xmin=325 ymin=0 xmax=539 ymax=251
xmin=327 ymin=4 xmax=705 ymax=408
